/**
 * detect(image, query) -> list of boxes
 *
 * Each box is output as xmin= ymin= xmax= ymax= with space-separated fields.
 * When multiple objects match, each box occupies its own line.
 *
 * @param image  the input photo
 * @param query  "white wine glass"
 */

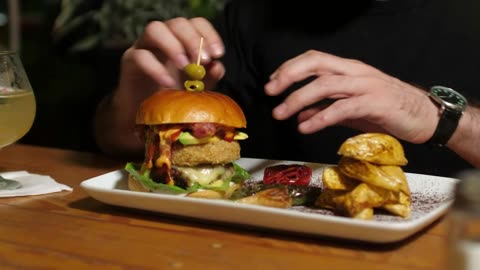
xmin=0 ymin=51 xmax=36 ymax=190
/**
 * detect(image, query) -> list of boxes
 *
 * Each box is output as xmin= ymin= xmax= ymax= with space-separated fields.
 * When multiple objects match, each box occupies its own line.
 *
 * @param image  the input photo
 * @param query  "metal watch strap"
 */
xmin=426 ymin=107 xmax=463 ymax=147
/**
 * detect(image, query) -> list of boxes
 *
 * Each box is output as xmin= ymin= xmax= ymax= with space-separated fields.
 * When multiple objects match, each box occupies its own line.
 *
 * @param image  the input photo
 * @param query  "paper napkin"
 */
xmin=0 ymin=171 xmax=73 ymax=197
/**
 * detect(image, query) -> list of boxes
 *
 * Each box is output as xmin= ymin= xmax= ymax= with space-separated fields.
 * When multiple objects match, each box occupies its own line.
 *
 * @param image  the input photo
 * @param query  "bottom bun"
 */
xmin=128 ymin=175 xmax=150 ymax=192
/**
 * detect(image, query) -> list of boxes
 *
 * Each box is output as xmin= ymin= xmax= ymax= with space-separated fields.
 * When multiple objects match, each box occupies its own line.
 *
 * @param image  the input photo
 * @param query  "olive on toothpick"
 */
xmin=184 ymin=37 xmax=206 ymax=92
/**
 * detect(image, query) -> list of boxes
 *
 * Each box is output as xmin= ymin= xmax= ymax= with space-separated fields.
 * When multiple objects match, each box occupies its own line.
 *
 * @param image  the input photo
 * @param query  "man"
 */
xmin=94 ymin=0 xmax=480 ymax=176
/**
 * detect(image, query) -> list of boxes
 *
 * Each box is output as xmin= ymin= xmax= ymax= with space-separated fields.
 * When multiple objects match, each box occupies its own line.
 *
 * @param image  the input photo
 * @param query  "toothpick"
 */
xmin=196 ymin=37 xmax=204 ymax=66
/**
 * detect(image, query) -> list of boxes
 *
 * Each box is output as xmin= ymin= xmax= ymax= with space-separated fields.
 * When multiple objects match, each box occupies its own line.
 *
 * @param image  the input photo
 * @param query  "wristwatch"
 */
xmin=426 ymin=85 xmax=468 ymax=147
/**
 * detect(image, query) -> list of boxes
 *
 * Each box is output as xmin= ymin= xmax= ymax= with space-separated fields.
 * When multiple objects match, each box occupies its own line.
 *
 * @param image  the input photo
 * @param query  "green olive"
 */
xmin=184 ymin=63 xmax=206 ymax=80
xmin=184 ymin=80 xmax=205 ymax=92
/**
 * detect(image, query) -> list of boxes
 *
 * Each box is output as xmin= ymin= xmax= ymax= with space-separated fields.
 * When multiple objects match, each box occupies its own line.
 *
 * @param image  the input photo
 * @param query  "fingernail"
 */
xmin=273 ymin=103 xmax=287 ymax=118
xmin=200 ymin=50 xmax=210 ymax=62
xmin=176 ymin=54 xmax=190 ymax=68
xmin=210 ymin=43 xmax=224 ymax=57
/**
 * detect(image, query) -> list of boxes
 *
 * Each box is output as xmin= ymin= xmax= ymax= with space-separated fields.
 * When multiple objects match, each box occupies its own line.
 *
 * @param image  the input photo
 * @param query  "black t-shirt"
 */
xmin=213 ymin=0 xmax=480 ymax=176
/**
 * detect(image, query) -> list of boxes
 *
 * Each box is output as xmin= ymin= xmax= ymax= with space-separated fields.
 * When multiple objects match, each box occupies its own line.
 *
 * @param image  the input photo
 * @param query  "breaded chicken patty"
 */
xmin=172 ymin=140 xmax=241 ymax=166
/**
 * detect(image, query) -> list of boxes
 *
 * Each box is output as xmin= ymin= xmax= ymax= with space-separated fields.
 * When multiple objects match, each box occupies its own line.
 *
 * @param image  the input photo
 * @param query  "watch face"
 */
xmin=430 ymin=86 xmax=468 ymax=109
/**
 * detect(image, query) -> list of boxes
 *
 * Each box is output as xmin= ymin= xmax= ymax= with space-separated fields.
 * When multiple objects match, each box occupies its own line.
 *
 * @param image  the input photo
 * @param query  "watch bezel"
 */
xmin=425 ymin=85 xmax=468 ymax=147
xmin=429 ymin=85 xmax=468 ymax=112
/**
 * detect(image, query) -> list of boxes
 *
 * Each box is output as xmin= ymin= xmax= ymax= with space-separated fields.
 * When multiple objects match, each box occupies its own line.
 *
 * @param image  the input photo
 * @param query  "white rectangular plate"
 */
xmin=80 ymin=158 xmax=457 ymax=243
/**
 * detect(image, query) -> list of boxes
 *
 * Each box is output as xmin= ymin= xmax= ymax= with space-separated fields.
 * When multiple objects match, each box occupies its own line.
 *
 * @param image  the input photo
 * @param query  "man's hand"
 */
xmin=264 ymin=50 xmax=439 ymax=144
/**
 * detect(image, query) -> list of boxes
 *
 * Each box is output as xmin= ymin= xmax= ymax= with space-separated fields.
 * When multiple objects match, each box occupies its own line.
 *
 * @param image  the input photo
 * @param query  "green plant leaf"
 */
xmin=70 ymin=35 xmax=102 ymax=51
xmin=54 ymin=0 xmax=226 ymax=50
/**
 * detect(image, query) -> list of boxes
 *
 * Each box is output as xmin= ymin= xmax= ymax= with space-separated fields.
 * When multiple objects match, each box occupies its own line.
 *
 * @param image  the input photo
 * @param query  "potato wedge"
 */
xmin=315 ymin=189 xmax=348 ymax=210
xmin=235 ymin=187 xmax=292 ymax=208
xmin=383 ymin=202 xmax=411 ymax=218
xmin=322 ymin=166 xmax=358 ymax=190
xmin=353 ymin=207 xmax=374 ymax=220
xmin=398 ymin=191 xmax=411 ymax=206
xmin=383 ymin=192 xmax=411 ymax=218
xmin=375 ymin=165 xmax=410 ymax=195
xmin=339 ymin=157 xmax=406 ymax=192
xmin=340 ymin=183 xmax=399 ymax=216
xmin=337 ymin=133 xmax=408 ymax=166
xmin=316 ymin=183 xmax=402 ymax=219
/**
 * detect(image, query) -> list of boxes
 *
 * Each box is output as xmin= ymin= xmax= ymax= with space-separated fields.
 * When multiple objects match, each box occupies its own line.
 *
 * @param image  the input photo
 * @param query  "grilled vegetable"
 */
xmin=229 ymin=180 xmax=322 ymax=206
xmin=263 ymin=164 xmax=312 ymax=186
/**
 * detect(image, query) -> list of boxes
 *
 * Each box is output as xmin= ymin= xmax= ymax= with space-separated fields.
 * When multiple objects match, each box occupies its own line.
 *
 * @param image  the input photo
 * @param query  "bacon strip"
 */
xmin=191 ymin=123 xmax=216 ymax=138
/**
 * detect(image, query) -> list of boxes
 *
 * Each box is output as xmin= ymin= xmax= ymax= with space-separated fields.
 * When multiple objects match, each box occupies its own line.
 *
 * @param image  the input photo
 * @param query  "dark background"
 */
xmin=0 ymin=1 xmax=121 ymax=153
xmin=3 ymin=0 xmax=480 ymax=159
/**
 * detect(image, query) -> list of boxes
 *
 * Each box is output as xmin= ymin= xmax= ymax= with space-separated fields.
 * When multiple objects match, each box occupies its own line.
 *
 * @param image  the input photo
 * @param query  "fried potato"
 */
xmin=322 ymin=166 xmax=358 ymax=190
xmin=383 ymin=191 xmax=410 ymax=218
xmin=340 ymin=183 xmax=399 ymax=217
xmin=316 ymin=183 xmax=401 ymax=219
xmin=383 ymin=203 xmax=411 ymax=218
xmin=398 ymin=190 xmax=411 ymax=206
xmin=315 ymin=189 xmax=348 ymax=210
xmin=235 ymin=186 xmax=292 ymax=208
xmin=353 ymin=207 xmax=374 ymax=220
xmin=339 ymin=157 xmax=407 ymax=193
xmin=316 ymin=133 xmax=412 ymax=219
xmin=337 ymin=133 xmax=408 ymax=166
xmin=380 ymin=165 xmax=410 ymax=195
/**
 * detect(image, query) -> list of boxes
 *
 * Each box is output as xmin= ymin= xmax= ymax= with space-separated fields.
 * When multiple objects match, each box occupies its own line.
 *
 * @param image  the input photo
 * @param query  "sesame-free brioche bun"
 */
xmin=136 ymin=89 xmax=246 ymax=128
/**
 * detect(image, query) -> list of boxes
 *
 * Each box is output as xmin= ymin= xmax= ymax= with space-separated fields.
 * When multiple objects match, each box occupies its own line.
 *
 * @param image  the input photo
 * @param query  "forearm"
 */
xmin=447 ymin=105 xmax=480 ymax=167
xmin=93 ymin=91 xmax=143 ymax=158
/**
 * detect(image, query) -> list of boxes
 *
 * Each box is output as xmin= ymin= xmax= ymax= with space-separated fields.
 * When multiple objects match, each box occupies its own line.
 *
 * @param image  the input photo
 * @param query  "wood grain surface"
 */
xmin=0 ymin=144 xmax=450 ymax=270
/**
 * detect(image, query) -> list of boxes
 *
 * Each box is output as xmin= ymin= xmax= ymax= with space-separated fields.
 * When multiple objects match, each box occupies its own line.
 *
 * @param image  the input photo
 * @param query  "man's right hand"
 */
xmin=117 ymin=17 xmax=226 ymax=107
xmin=95 ymin=17 xmax=225 ymax=156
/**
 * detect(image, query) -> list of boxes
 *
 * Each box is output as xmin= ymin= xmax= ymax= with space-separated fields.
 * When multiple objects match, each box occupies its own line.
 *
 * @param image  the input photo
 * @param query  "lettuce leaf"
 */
xmin=124 ymin=162 xmax=251 ymax=194
xmin=124 ymin=162 xmax=186 ymax=194
xmin=231 ymin=162 xmax=250 ymax=183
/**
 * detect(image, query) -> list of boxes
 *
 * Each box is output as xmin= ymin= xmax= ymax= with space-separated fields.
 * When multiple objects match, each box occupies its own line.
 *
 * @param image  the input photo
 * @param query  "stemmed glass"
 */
xmin=0 ymin=51 xmax=36 ymax=190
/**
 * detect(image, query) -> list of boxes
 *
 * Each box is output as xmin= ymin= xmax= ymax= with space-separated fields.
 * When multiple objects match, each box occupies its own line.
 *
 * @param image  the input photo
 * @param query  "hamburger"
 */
xmin=125 ymin=89 xmax=250 ymax=194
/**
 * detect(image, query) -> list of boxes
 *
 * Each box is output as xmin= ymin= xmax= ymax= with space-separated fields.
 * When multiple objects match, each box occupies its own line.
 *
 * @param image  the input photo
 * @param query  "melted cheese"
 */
xmin=175 ymin=165 xmax=235 ymax=187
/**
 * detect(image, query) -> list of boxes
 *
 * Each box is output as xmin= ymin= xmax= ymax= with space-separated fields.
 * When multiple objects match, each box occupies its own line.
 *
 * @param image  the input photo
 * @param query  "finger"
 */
xmin=272 ymin=75 xmax=375 ymax=120
xmin=190 ymin=17 xmax=225 ymax=58
xmin=298 ymin=97 xmax=370 ymax=134
xmin=297 ymin=106 xmax=326 ymax=122
xmin=265 ymin=50 xmax=390 ymax=96
xmin=166 ymin=17 xmax=212 ymax=64
xmin=135 ymin=21 xmax=190 ymax=69
xmin=123 ymin=48 xmax=177 ymax=87
xmin=203 ymin=60 xmax=225 ymax=90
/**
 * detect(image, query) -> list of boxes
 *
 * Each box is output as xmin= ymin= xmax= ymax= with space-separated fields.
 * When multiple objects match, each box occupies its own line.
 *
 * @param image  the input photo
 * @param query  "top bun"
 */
xmin=136 ymin=89 xmax=246 ymax=128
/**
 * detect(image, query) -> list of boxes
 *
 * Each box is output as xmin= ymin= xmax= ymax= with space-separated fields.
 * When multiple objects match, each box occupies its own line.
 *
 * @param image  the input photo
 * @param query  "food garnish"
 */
xmin=263 ymin=164 xmax=312 ymax=186
xmin=229 ymin=179 xmax=322 ymax=207
xmin=184 ymin=37 xmax=206 ymax=92
xmin=184 ymin=163 xmax=320 ymax=209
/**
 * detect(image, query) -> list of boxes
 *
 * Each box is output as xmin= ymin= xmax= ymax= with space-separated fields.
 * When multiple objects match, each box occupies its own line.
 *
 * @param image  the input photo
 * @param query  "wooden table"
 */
xmin=0 ymin=144 xmax=450 ymax=270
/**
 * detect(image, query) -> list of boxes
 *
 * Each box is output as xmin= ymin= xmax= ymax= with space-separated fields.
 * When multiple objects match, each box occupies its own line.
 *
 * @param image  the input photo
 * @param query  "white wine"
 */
xmin=0 ymin=89 xmax=36 ymax=147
